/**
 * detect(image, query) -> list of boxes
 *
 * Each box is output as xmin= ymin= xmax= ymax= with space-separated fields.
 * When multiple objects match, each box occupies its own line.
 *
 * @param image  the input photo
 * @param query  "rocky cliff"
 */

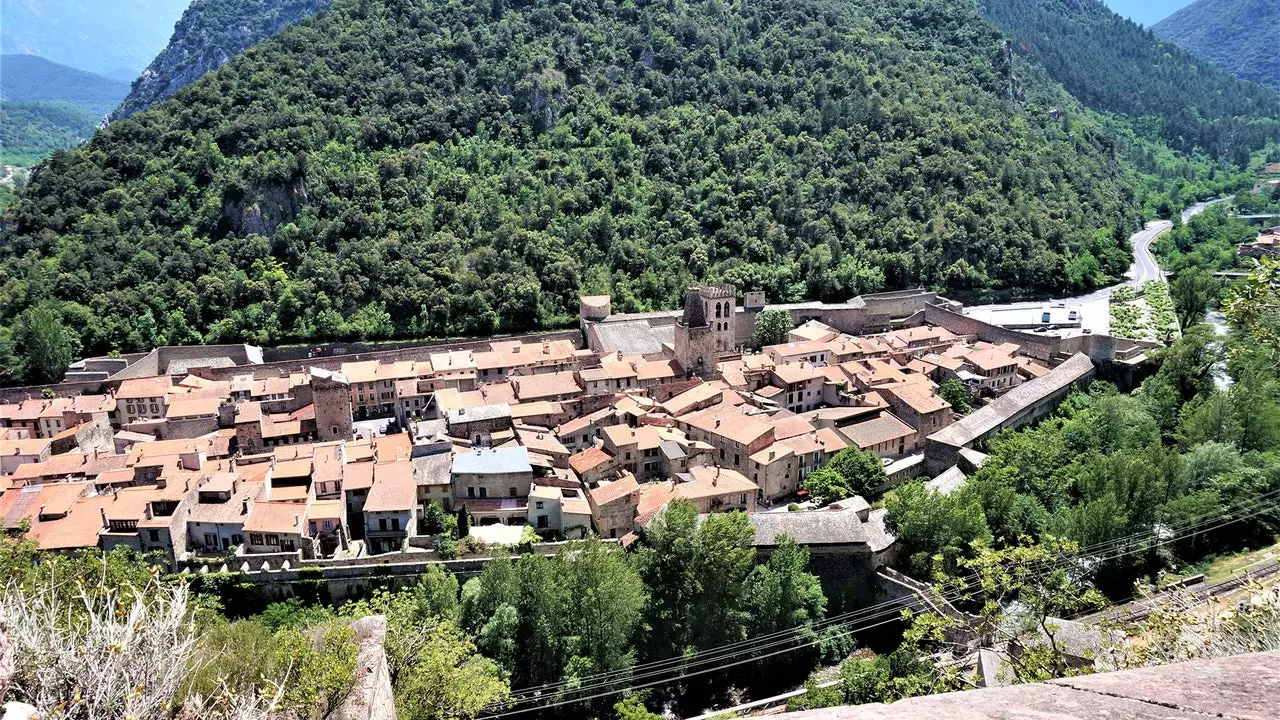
xmin=111 ymin=0 xmax=331 ymax=121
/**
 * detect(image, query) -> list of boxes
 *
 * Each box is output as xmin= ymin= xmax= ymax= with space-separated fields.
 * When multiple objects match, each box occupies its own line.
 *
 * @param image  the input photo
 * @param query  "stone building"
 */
xmin=311 ymin=368 xmax=354 ymax=442
xmin=674 ymin=285 xmax=738 ymax=378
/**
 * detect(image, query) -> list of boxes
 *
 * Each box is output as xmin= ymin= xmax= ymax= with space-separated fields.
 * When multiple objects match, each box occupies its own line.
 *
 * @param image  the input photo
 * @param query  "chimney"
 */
xmin=99 ymin=507 xmax=108 ymax=528
xmin=715 ymin=419 xmax=721 ymax=428
xmin=241 ymin=498 xmax=249 ymax=515
xmin=294 ymin=513 xmax=300 ymax=527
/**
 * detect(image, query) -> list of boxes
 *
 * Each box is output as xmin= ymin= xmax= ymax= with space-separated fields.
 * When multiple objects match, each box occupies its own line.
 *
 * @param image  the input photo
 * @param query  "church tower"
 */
xmin=674 ymin=284 xmax=737 ymax=378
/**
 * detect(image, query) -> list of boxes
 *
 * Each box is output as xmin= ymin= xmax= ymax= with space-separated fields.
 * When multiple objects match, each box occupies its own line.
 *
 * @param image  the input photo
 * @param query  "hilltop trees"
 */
xmin=0 ymin=0 xmax=1147 ymax=382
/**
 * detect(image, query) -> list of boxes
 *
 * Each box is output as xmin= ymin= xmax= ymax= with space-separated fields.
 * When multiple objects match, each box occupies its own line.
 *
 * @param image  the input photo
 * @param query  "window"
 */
xmin=391 ymin=518 xmax=400 ymax=532
xmin=719 ymin=448 xmax=725 ymax=460
xmin=250 ymin=533 xmax=263 ymax=545
xmin=331 ymin=426 xmax=339 ymax=435
xmin=535 ymin=501 xmax=544 ymax=509
xmin=379 ymin=518 xmax=388 ymax=532
xmin=145 ymin=529 xmax=160 ymax=542
xmin=309 ymin=521 xmax=318 ymax=534
xmin=468 ymin=487 xmax=476 ymax=498
xmin=266 ymin=534 xmax=279 ymax=546
xmin=479 ymin=487 xmax=488 ymax=498
xmin=232 ymin=534 xmax=242 ymax=545
xmin=509 ymin=487 xmax=517 ymax=497
xmin=204 ymin=533 xmax=217 ymax=547
xmin=322 ymin=520 xmax=333 ymax=531
xmin=537 ymin=515 xmax=549 ymax=528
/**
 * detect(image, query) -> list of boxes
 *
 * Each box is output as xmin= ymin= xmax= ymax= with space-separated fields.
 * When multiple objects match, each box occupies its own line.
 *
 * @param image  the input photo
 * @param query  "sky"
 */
xmin=1104 ymin=0 xmax=1197 ymax=26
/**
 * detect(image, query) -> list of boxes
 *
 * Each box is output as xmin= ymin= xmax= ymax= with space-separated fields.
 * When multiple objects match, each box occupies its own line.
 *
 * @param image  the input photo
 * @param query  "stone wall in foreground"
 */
xmin=780 ymin=650 xmax=1280 ymax=720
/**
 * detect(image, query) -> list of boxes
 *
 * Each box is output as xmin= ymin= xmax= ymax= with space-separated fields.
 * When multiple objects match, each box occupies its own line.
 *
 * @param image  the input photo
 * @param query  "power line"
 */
xmin=501 ymin=487 xmax=1280 ymax=703
xmin=483 ymin=490 xmax=1280 ymax=716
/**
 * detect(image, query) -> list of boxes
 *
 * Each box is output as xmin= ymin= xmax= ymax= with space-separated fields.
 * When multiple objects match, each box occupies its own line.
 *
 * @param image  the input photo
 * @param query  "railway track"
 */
xmin=1084 ymin=560 xmax=1280 ymax=625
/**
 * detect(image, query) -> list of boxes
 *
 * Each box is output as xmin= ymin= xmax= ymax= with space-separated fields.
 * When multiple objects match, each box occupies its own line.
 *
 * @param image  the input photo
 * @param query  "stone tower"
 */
xmin=674 ymin=284 xmax=737 ymax=378
xmin=311 ymin=367 xmax=354 ymax=442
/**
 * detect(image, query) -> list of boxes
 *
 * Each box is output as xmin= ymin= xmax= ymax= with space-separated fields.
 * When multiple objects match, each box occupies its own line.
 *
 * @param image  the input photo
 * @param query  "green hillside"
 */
xmin=1 ymin=54 xmax=129 ymax=116
xmin=980 ymin=0 xmax=1280 ymax=164
xmin=0 ymin=100 xmax=101 ymax=166
xmin=0 ymin=0 xmax=1143 ymax=363
xmin=1153 ymin=0 xmax=1280 ymax=90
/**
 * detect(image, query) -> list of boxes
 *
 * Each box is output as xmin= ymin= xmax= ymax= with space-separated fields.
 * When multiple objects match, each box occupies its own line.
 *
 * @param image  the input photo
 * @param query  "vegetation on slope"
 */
xmin=113 ymin=0 xmax=334 ymax=120
xmin=980 ymin=0 xmax=1280 ymax=164
xmin=0 ymin=100 xmax=102 ymax=167
xmin=1154 ymin=0 xmax=1280 ymax=91
xmin=0 ymin=0 xmax=1144 ymax=380
xmin=0 ymin=54 xmax=129 ymax=116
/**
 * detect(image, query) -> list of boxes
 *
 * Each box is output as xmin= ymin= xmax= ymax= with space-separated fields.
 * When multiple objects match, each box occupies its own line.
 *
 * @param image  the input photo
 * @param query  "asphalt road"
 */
xmin=964 ymin=198 xmax=1230 ymax=315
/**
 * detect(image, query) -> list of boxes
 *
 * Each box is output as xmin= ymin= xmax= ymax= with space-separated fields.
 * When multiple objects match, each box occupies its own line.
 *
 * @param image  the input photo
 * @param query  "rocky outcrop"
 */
xmin=111 ymin=0 xmax=332 ymax=121
xmin=326 ymin=615 xmax=396 ymax=720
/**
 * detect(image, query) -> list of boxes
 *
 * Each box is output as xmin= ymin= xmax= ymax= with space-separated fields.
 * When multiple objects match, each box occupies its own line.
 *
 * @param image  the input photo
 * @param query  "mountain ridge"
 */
xmin=979 ymin=0 xmax=1280 ymax=164
xmin=112 ymin=0 xmax=333 ymax=121
xmin=1153 ymin=0 xmax=1280 ymax=90
xmin=1 ymin=54 xmax=129 ymax=116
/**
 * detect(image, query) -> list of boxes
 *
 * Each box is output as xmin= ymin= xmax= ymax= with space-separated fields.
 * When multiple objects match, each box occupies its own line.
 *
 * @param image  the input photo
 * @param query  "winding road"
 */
xmin=966 ymin=198 xmax=1231 ymax=316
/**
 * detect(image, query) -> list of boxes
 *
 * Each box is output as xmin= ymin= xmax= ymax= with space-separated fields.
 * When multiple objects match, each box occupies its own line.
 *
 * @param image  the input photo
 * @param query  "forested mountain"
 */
xmin=980 ymin=0 xmax=1280 ymax=164
xmin=0 ymin=0 xmax=190 ymax=79
xmin=1 ymin=55 xmax=129 ymax=116
xmin=1153 ymin=0 xmax=1280 ymax=91
xmin=0 ymin=0 xmax=1143 ymax=363
xmin=113 ymin=0 xmax=333 ymax=121
xmin=0 ymin=56 xmax=128 ymax=170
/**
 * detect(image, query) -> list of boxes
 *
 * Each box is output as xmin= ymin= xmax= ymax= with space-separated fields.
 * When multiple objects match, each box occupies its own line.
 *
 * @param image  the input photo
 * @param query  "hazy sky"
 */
xmin=1104 ymin=0 xmax=1197 ymax=26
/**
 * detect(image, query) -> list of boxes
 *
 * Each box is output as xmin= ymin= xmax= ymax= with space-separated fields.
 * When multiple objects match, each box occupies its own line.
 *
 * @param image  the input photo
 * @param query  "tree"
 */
xmin=801 ymin=468 xmax=853 ymax=507
xmin=1170 ymin=268 xmax=1220 ymax=329
xmin=825 ymin=447 xmax=888 ymax=497
xmin=884 ymin=481 xmax=992 ymax=578
xmin=18 ymin=305 xmax=75 ymax=384
xmin=633 ymin=501 xmax=758 ymax=661
xmin=1224 ymin=256 xmax=1280 ymax=367
xmin=456 ymin=507 xmax=471 ymax=538
xmin=938 ymin=379 xmax=973 ymax=413
xmin=752 ymin=309 xmax=791 ymax=349
xmin=744 ymin=536 xmax=826 ymax=637
xmin=395 ymin=623 xmax=511 ymax=720
xmin=947 ymin=539 xmax=1105 ymax=683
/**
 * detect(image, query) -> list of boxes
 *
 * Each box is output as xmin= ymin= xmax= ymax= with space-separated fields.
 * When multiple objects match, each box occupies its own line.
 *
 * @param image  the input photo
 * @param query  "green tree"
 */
xmin=948 ymin=539 xmax=1106 ymax=683
xmin=801 ymin=468 xmax=853 ymax=507
xmin=752 ymin=308 xmax=792 ymax=349
xmin=395 ymin=623 xmax=511 ymax=720
xmin=744 ymin=536 xmax=827 ymax=638
xmin=884 ymin=481 xmax=992 ymax=578
xmin=825 ymin=447 xmax=888 ymax=498
xmin=1170 ymin=268 xmax=1220 ymax=329
xmin=938 ymin=379 xmax=973 ymax=413
xmin=18 ymin=305 xmax=75 ymax=384
xmin=634 ymin=501 xmax=757 ymax=661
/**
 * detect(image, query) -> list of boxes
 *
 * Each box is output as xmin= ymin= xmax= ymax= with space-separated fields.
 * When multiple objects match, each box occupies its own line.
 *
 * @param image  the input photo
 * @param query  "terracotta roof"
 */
xmin=569 ymin=447 xmax=613 ymax=474
xmin=116 ymin=375 xmax=174 ymax=400
xmin=512 ymin=371 xmax=582 ymax=401
xmin=589 ymin=473 xmax=640 ymax=506
xmin=365 ymin=462 xmax=416 ymax=512
xmin=772 ymin=362 xmax=826 ymax=384
xmin=165 ymin=396 xmax=222 ymax=419
xmin=0 ymin=438 xmax=51 ymax=457
xmin=343 ymin=462 xmax=375 ymax=490
xmin=244 ymin=501 xmax=305 ymax=534
xmin=965 ymin=348 xmax=1018 ymax=372
xmin=882 ymin=382 xmax=950 ymax=414
xmin=374 ymin=433 xmax=413 ymax=464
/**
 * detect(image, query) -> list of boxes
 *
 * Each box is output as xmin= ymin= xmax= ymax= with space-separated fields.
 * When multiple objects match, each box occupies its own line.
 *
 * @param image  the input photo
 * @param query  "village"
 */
xmin=0 ymin=286 xmax=1107 ymax=579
